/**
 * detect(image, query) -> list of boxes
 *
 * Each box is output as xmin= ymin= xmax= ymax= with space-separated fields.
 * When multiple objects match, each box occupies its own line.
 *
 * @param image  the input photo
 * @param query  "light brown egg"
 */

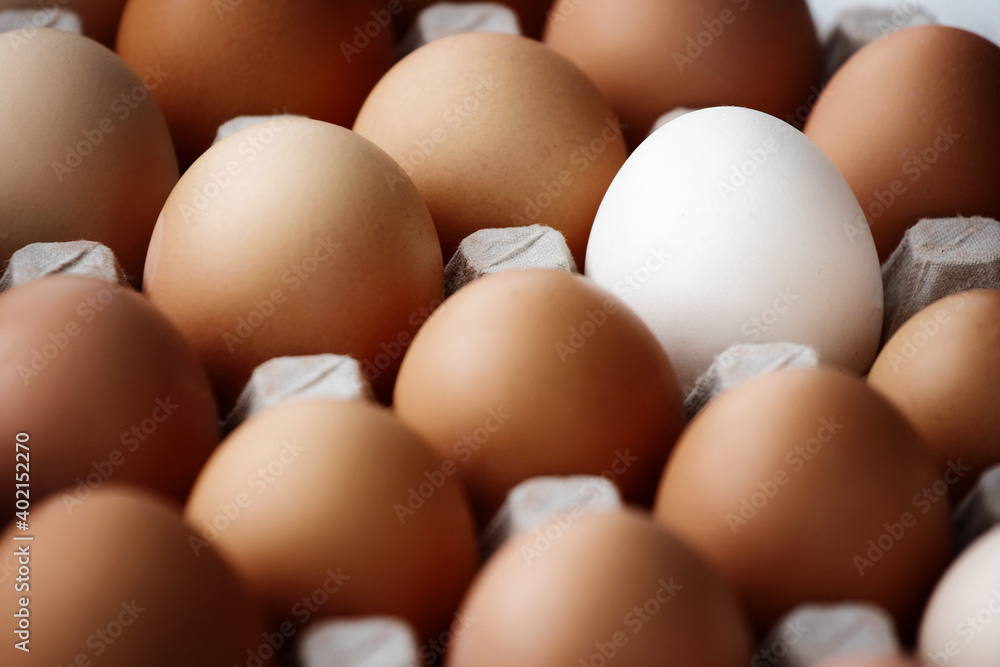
xmin=0 ymin=28 xmax=177 ymax=283
xmin=116 ymin=0 xmax=395 ymax=166
xmin=868 ymin=290 xmax=1000 ymax=500
xmin=0 ymin=485 xmax=269 ymax=666
xmin=544 ymin=0 xmax=820 ymax=145
xmin=804 ymin=26 xmax=1000 ymax=260
xmin=0 ymin=0 xmax=127 ymax=45
xmin=393 ymin=269 xmax=685 ymax=525
xmin=814 ymin=656 xmax=922 ymax=667
xmin=144 ymin=117 xmax=443 ymax=410
xmin=654 ymin=367 xmax=951 ymax=635
xmin=0 ymin=276 xmax=219 ymax=520
xmin=184 ymin=399 xmax=478 ymax=640
xmin=353 ymin=32 xmax=626 ymax=266
xmin=446 ymin=511 xmax=751 ymax=667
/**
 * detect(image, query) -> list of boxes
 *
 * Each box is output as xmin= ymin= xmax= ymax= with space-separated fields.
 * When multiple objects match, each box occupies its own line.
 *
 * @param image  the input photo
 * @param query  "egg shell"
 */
xmin=184 ymin=399 xmax=478 ymax=639
xmin=144 ymin=117 xmax=444 ymax=410
xmin=446 ymin=511 xmax=752 ymax=667
xmin=393 ymin=269 xmax=685 ymax=524
xmin=655 ymin=367 xmax=952 ymax=634
xmin=586 ymin=106 xmax=883 ymax=395
xmin=353 ymin=31 xmax=626 ymax=266
xmin=0 ymin=485 xmax=269 ymax=666
xmin=918 ymin=525 xmax=1000 ymax=667
xmin=804 ymin=26 xmax=1000 ymax=261
xmin=0 ymin=276 xmax=219 ymax=519
xmin=868 ymin=289 xmax=1000 ymax=500
xmin=544 ymin=0 xmax=821 ymax=144
xmin=813 ymin=657 xmax=922 ymax=667
xmin=0 ymin=28 xmax=177 ymax=283
xmin=115 ymin=0 xmax=395 ymax=165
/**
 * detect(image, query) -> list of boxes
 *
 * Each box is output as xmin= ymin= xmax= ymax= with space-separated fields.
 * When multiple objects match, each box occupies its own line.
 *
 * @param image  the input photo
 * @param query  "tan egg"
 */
xmin=353 ymin=32 xmax=626 ymax=266
xmin=393 ymin=269 xmax=685 ymax=525
xmin=868 ymin=290 xmax=1000 ymax=500
xmin=0 ymin=485 xmax=269 ymax=666
xmin=0 ymin=28 xmax=177 ymax=283
xmin=804 ymin=26 xmax=1000 ymax=261
xmin=446 ymin=511 xmax=751 ymax=667
xmin=144 ymin=117 xmax=443 ymax=410
xmin=116 ymin=0 xmax=394 ymax=166
xmin=0 ymin=276 xmax=219 ymax=520
xmin=654 ymin=367 xmax=951 ymax=634
xmin=814 ymin=657 xmax=922 ymax=667
xmin=184 ymin=399 xmax=477 ymax=639
xmin=544 ymin=0 xmax=820 ymax=146
xmin=0 ymin=0 xmax=127 ymax=45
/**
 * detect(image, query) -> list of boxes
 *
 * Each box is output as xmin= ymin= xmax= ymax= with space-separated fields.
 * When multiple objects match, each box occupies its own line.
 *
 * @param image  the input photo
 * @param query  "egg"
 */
xmin=115 ymin=0 xmax=395 ymax=165
xmin=393 ymin=269 xmax=685 ymax=524
xmin=868 ymin=290 xmax=1000 ymax=500
xmin=144 ymin=117 xmax=443 ymax=409
xmin=804 ymin=26 xmax=1000 ymax=261
xmin=918 ymin=525 xmax=1000 ymax=667
xmin=0 ymin=28 xmax=177 ymax=282
xmin=654 ymin=367 xmax=951 ymax=633
xmin=0 ymin=276 xmax=219 ymax=519
xmin=544 ymin=0 xmax=821 ymax=145
xmin=353 ymin=31 xmax=626 ymax=265
xmin=0 ymin=485 xmax=269 ymax=666
xmin=184 ymin=399 xmax=477 ymax=639
xmin=586 ymin=106 xmax=883 ymax=395
xmin=0 ymin=0 xmax=127 ymax=45
xmin=813 ymin=657 xmax=923 ymax=667
xmin=446 ymin=511 xmax=752 ymax=666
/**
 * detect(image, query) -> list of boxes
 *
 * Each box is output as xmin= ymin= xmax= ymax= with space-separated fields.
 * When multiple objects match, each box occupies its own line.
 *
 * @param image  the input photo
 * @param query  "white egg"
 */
xmin=918 ymin=525 xmax=1000 ymax=667
xmin=585 ymin=106 xmax=883 ymax=393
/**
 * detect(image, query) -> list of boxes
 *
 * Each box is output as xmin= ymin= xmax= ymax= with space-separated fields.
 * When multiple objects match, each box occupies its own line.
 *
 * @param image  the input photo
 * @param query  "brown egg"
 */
xmin=654 ymin=367 xmax=951 ymax=634
xmin=446 ymin=511 xmax=751 ymax=667
xmin=868 ymin=290 xmax=1000 ymax=500
xmin=814 ymin=656 xmax=922 ymax=667
xmin=0 ymin=276 xmax=219 ymax=520
xmin=804 ymin=26 xmax=1000 ymax=261
xmin=116 ymin=0 xmax=395 ymax=166
xmin=544 ymin=0 xmax=820 ymax=145
xmin=353 ymin=32 xmax=626 ymax=265
xmin=393 ymin=269 xmax=685 ymax=525
xmin=0 ymin=28 xmax=177 ymax=283
xmin=396 ymin=0 xmax=553 ymax=38
xmin=184 ymin=399 xmax=477 ymax=639
xmin=0 ymin=0 xmax=127 ymax=45
xmin=144 ymin=117 xmax=443 ymax=410
xmin=0 ymin=485 xmax=269 ymax=666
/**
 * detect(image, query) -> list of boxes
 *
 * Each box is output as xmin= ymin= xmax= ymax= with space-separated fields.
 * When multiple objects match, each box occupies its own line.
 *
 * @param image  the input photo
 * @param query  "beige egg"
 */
xmin=0 ymin=276 xmax=219 ymax=520
xmin=0 ymin=28 xmax=177 ymax=282
xmin=544 ymin=0 xmax=820 ymax=145
xmin=868 ymin=290 xmax=1000 ymax=501
xmin=144 ymin=117 xmax=443 ymax=410
xmin=184 ymin=399 xmax=478 ymax=639
xmin=446 ymin=511 xmax=751 ymax=666
xmin=393 ymin=269 xmax=685 ymax=525
xmin=655 ymin=367 xmax=951 ymax=634
xmin=0 ymin=485 xmax=269 ymax=666
xmin=354 ymin=32 xmax=626 ymax=266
